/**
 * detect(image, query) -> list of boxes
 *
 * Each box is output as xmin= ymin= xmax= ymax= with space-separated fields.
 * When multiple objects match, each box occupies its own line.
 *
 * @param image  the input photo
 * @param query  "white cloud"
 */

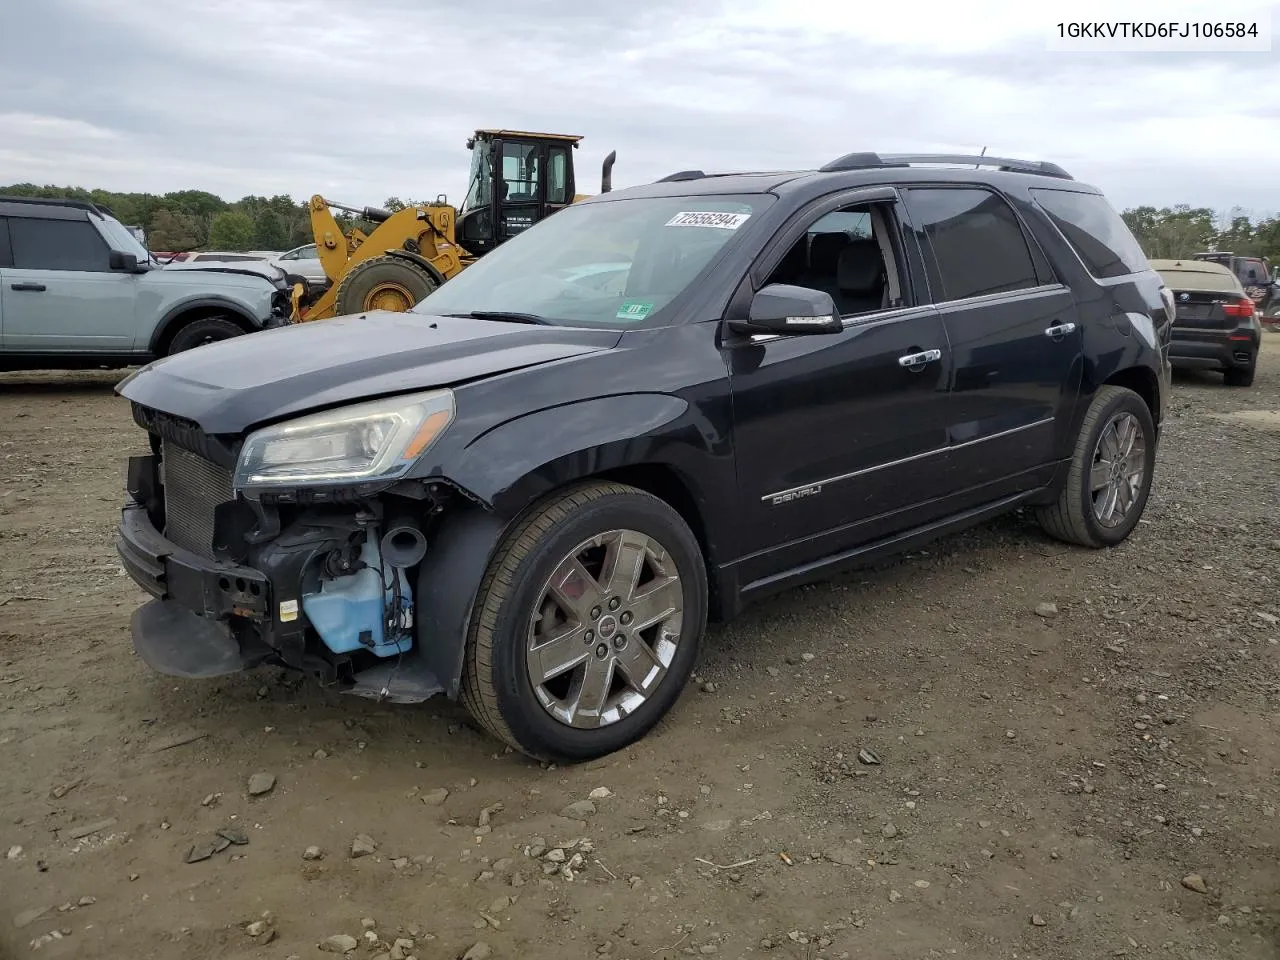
xmin=0 ymin=0 xmax=1277 ymax=216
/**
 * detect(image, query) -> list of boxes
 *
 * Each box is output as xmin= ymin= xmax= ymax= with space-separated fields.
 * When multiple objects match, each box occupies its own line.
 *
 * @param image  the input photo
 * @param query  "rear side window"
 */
xmin=9 ymin=217 xmax=110 ymax=272
xmin=902 ymin=187 xmax=1041 ymax=301
xmin=1238 ymin=259 xmax=1269 ymax=285
xmin=1031 ymin=189 xmax=1149 ymax=279
xmin=0 ymin=218 xmax=11 ymax=267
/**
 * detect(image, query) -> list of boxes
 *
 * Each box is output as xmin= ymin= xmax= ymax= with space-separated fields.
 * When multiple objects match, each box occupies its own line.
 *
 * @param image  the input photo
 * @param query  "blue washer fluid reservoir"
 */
xmin=301 ymin=531 xmax=413 ymax=658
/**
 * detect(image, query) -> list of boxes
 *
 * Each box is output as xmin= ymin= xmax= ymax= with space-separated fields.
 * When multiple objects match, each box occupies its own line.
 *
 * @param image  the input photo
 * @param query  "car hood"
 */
xmin=116 ymin=310 xmax=623 ymax=434
xmin=159 ymin=261 xmax=288 ymax=287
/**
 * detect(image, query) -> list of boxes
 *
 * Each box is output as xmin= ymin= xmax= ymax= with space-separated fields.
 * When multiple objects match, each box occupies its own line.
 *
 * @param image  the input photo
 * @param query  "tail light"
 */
xmin=1223 ymin=297 xmax=1255 ymax=318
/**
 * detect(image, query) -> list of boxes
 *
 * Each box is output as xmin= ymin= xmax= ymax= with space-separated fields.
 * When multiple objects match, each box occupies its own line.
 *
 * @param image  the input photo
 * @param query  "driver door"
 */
xmin=0 ymin=213 xmax=138 ymax=354
xmin=724 ymin=188 xmax=956 ymax=585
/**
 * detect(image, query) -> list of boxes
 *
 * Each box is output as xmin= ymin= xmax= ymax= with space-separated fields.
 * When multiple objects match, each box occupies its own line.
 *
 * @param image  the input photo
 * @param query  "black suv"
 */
xmin=115 ymin=152 xmax=1173 ymax=763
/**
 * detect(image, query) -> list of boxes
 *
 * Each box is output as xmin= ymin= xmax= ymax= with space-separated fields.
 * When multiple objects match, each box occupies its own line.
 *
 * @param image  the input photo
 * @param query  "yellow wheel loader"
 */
xmin=292 ymin=130 xmax=617 ymax=322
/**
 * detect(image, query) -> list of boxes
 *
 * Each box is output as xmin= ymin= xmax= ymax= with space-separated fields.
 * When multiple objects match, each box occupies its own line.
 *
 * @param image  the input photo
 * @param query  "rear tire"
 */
xmin=165 ymin=316 xmax=245 ymax=355
xmin=1036 ymin=385 xmax=1156 ymax=549
xmin=333 ymin=255 xmax=436 ymax=316
xmin=460 ymin=481 xmax=707 ymax=763
xmin=1224 ymin=357 xmax=1256 ymax=387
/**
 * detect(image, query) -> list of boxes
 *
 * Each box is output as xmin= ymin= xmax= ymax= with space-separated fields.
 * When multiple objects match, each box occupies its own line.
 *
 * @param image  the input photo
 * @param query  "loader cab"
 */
xmin=458 ymin=129 xmax=581 ymax=255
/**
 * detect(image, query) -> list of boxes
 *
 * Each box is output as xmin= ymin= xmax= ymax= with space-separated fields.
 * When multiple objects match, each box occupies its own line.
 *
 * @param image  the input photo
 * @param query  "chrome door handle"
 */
xmin=898 ymin=348 xmax=942 ymax=368
xmin=1044 ymin=322 xmax=1077 ymax=338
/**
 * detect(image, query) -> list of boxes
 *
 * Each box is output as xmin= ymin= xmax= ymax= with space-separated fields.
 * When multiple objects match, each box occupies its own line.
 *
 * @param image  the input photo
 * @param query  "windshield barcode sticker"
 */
xmin=665 ymin=211 xmax=752 ymax=230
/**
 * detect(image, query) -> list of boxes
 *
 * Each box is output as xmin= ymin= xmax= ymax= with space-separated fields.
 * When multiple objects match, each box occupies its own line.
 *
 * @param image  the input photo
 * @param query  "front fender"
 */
xmin=417 ymin=392 xmax=722 ymax=699
xmin=432 ymin=393 xmax=715 ymax=519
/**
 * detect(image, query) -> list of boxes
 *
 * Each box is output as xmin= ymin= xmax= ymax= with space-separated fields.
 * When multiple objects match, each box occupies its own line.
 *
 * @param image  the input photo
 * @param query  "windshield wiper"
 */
xmin=446 ymin=311 xmax=553 ymax=326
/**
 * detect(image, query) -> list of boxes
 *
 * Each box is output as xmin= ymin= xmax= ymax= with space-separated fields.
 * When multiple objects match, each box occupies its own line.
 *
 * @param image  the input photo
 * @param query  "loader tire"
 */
xmin=333 ymin=255 xmax=437 ymax=316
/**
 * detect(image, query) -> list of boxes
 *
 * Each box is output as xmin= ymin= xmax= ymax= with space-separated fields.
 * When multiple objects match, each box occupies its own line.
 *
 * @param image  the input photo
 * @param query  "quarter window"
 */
xmin=903 ymin=188 xmax=1040 ymax=302
xmin=9 ymin=217 xmax=110 ymax=272
xmin=1030 ymin=188 xmax=1149 ymax=279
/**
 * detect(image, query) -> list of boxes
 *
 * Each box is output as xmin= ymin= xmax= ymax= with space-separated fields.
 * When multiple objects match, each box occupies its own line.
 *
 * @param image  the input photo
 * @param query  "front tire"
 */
xmin=165 ymin=316 xmax=245 ymax=355
xmin=460 ymin=481 xmax=708 ymax=763
xmin=1036 ymin=385 xmax=1156 ymax=548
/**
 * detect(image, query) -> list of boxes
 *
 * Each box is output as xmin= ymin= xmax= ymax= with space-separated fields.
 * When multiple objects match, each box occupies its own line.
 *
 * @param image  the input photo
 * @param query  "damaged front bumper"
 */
xmin=115 ymin=451 xmax=450 ymax=703
xmin=118 ymin=500 xmax=274 ymax=678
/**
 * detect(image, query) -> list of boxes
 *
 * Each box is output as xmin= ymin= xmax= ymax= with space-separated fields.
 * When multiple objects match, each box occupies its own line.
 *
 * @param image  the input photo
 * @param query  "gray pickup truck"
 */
xmin=0 ymin=196 xmax=295 ymax=371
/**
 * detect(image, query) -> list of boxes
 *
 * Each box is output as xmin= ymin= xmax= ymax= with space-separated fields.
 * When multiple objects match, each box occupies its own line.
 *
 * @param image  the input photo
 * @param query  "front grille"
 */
xmin=162 ymin=440 xmax=234 ymax=558
xmin=132 ymin=402 xmax=239 ymax=467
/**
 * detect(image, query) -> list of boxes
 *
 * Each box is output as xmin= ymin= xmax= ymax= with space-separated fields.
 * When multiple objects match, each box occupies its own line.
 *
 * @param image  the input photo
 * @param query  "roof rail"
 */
xmin=0 ymin=194 xmax=109 ymax=216
xmin=818 ymin=152 xmax=1073 ymax=180
xmin=654 ymin=170 xmax=706 ymax=183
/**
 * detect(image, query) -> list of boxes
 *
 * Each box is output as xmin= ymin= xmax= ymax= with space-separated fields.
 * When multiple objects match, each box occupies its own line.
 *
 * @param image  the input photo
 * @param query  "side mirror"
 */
xmin=109 ymin=250 xmax=142 ymax=272
xmin=729 ymin=283 xmax=843 ymax=336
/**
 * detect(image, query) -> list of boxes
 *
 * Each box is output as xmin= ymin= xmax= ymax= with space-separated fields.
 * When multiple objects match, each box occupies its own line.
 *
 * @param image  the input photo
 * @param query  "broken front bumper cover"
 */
xmin=117 ymin=500 xmax=275 ymax=678
xmin=115 ymin=497 xmax=449 ymax=702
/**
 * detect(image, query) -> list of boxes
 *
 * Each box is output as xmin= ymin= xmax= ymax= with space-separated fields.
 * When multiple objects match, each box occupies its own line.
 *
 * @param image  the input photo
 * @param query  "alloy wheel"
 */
xmin=1090 ymin=412 xmax=1147 ymax=528
xmin=526 ymin=528 xmax=684 ymax=729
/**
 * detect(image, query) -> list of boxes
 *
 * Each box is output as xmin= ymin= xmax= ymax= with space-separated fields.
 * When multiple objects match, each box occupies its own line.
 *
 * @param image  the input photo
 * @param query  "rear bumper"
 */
xmin=1169 ymin=330 xmax=1256 ymax=370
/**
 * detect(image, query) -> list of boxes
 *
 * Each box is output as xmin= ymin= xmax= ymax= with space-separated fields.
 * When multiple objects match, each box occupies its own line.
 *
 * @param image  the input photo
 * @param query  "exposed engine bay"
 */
xmin=118 ymin=403 xmax=464 ymax=704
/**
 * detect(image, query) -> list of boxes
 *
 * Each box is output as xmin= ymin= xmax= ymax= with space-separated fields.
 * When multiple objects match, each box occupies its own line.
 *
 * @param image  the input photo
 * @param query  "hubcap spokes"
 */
xmin=1090 ymin=412 xmax=1146 ymax=528
xmin=526 ymin=529 xmax=684 ymax=729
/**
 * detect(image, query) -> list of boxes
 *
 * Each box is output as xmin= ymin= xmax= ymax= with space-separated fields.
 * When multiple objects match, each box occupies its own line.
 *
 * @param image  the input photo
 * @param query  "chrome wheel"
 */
xmin=1090 ymin=412 xmax=1146 ymax=528
xmin=526 ymin=528 xmax=684 ymax=729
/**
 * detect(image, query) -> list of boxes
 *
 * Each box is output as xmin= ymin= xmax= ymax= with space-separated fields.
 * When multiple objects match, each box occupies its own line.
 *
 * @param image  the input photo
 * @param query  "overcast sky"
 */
xmin=2 ymin=0 xmax=1278 ymax=218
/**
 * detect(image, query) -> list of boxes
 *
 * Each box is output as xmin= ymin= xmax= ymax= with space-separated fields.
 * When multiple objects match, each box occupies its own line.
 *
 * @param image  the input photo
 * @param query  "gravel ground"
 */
xmin=1 ymin=342 xmax=1277 ymax=960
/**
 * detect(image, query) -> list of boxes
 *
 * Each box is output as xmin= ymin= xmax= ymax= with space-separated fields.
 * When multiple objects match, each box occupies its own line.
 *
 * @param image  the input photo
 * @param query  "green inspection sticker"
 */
xmin=615 ymin=300 xmax=654 ymax=321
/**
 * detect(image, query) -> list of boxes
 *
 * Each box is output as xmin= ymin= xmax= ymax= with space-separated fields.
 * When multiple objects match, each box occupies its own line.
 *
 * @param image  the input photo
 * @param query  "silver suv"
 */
xmin=0 ymin=196 xmax=293 ymax=371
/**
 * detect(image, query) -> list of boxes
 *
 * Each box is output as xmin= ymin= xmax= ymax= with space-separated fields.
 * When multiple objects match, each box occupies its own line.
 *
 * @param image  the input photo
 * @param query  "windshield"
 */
xmin=413 ymin=194 xmax=771 ymax=328
xmin=96 ymin=214 xmax=152 ymax=263
xmin=461 ymin=142 xmax=493 ymax=215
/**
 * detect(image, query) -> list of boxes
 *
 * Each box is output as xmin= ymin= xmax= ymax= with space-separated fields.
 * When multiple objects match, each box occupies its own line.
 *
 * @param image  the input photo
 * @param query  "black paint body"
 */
xmin=115 ymin=164 xmax=1174 ymax=698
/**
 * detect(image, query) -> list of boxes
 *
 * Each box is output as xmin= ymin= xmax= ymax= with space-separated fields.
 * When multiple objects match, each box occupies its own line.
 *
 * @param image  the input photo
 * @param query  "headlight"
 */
xmin=233 ymin=388 xmax=455 ymax=491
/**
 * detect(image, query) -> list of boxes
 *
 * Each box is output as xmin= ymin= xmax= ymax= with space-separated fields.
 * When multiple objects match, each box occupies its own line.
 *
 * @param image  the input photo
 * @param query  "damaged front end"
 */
xmin=116 ymin=389 xmax=467 ymax=704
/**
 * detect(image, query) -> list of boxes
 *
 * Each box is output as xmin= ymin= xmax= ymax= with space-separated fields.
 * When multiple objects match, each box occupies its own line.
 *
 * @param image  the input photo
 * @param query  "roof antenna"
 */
xmin=976 ymin=145 xmax=987 ymax=168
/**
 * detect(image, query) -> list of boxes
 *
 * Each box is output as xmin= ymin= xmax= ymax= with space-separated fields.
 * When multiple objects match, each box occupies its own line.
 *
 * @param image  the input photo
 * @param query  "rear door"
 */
xmin=1 ymin=212 xmax=138 ymax=353
xmin=900 ymin=185 xmax=1082 ymax=493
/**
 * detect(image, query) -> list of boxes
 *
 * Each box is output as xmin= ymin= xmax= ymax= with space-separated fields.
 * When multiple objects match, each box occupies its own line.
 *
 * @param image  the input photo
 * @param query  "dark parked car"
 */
xmin=115 ymin=152 xmax=1173 ymax=762
xmin=1152 ymin=257 xmax=1261 ymax=386
xmin=1191 ymin=251 xmax=1278 ymax=319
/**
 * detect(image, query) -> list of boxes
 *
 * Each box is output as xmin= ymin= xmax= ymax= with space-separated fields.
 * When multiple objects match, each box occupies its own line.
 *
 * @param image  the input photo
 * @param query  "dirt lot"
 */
xmin=1 ymin=346 xmax=1278 ymax=960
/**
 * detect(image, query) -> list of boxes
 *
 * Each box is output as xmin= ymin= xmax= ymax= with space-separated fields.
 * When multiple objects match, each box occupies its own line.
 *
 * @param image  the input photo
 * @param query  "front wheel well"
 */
xmin=589 ymin=463 xmax=722 ymax=620
xmin=153 ymin=306 xmax=254 ymax=355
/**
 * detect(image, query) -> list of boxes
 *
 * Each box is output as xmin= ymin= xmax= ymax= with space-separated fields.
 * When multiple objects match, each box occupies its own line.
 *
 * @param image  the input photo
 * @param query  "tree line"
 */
xmin=1 ymin=182 xmax=1278 ymax=263
xmin=0 ymin=183 xmax=427 ymax=253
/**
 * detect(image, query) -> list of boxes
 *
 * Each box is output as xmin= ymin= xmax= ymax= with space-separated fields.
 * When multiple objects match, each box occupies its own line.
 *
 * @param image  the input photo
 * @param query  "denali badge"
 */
xmin=770 ymin=485 xmax=822 ymax=505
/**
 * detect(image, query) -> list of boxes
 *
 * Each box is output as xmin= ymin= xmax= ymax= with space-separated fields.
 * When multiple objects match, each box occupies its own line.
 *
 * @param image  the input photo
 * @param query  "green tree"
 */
xmin=162 ymin=189 xmax=226 ymax=220
xmin=253 ymin=209 xmax=289 ymax=250
xmin=1122 ymin=205 xmax=1216 ymax=259
xmin=207 ymin=211 xmax=255 ymax=251
xmin=147 ymin=208 xmax=200 ymax=251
